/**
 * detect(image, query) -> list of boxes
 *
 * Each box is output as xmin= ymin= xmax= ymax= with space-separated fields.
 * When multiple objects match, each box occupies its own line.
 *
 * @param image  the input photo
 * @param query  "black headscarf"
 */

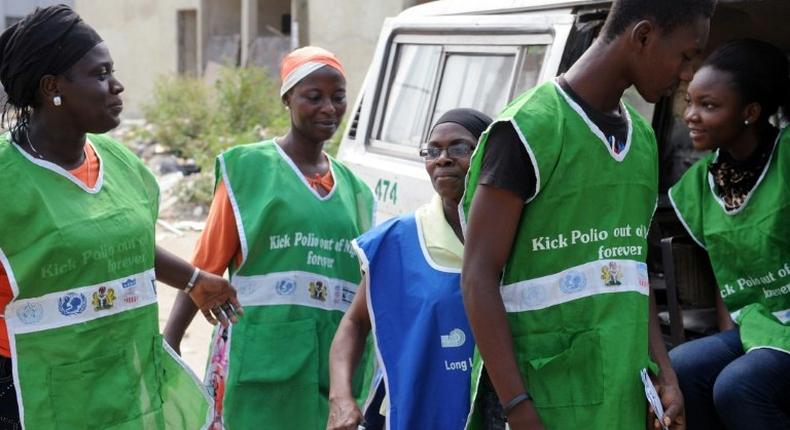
xmin=0 ymin=5 xmax=102 ymax=113
xmin=431 ymin=108 xmax=493 ymax=140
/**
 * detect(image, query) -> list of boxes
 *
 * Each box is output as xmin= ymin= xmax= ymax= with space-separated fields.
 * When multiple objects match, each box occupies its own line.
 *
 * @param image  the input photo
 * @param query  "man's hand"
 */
xmin=188 ymin=271 xmax=243 ymax=327
xmin=651 ymin=375 xmax=686 ymax=430
xmin=326 ymin=395 xmax=363 ymax=430
xmin=506 ymin=400 xmax=545 ymax=430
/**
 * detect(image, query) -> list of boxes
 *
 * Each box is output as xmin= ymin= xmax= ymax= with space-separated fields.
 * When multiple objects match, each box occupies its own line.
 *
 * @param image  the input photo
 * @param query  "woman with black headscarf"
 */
xmin=327 ymin=108 xmax=492 ymax=430
xmin=0 ymin=6 xmax=241 ymax=429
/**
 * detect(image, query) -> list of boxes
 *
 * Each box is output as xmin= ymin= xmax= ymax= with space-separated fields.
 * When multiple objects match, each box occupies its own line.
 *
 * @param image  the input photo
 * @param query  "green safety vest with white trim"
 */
xmin=0 ymin=134 xmax=211 ymax=430
xmin=670 ymin=130 xmax=790 ymax=353
xmin=463 ymin=81 xmax=658 ymax=429
xmin=217 ymin=140 xmax=375 ymax=429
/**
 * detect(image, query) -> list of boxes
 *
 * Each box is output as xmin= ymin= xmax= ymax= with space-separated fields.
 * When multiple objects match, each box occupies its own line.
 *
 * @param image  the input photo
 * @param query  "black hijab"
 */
xmin=0 ymin=5 xmax=102 ymax=112
xmin=431 ymin=108 xmax=493 ymax=140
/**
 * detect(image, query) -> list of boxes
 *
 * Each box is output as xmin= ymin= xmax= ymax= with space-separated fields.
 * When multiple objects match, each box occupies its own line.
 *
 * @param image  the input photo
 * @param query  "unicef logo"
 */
xmin=521 ymin=285 xmax=547 ymax=308
xmin=17 ymin=302 xmax=43 ymax=324
xmin=58 ymin=293 xmax=87 ymax=316
xmin=559 ymin=271 xmax=586 ymax=294
xmin=275 ymin=279 xmax=296 ymax=296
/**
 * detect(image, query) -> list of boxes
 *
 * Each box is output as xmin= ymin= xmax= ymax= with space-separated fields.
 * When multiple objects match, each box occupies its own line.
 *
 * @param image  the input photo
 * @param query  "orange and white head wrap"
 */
xmin=279 ymin=46 xmax=346 ymax=97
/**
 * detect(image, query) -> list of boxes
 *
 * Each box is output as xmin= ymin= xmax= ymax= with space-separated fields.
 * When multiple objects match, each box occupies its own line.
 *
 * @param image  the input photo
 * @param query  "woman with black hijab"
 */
xmin=327 ymin=108 xmax=492 ymax=430
xmin=0 ymin=6 xmax=241 ymax=428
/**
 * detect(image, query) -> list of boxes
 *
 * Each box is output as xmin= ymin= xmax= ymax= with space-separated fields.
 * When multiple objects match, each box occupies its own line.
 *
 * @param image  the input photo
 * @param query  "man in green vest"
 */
xmin=461 ymin=1 xmax=716 ymax=429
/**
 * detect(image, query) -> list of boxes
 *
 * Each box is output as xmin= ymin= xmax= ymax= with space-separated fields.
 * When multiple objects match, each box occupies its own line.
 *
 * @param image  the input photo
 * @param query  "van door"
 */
xmin=338 ymin=12 xmax=575 ymax=219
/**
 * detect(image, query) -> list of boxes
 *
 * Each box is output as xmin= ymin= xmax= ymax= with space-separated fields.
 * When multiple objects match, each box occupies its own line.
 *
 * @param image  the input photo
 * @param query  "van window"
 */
xmin=433 ymin=45 xmax=548 ymax=126
xmin=432 ymin=53 xmax=515 ymax=123
xmin=372 ymin=36 xmax=550 ymax=156
xmin=513 ymin=45 xmax=549 ymax=98
xmin=378 ymin=44 xmax=443 ymax=149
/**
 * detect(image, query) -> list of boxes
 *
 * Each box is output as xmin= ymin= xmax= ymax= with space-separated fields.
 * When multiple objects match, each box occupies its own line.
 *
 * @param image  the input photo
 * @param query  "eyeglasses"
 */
xmin=419 ymin=143 xmax=474 ymax=160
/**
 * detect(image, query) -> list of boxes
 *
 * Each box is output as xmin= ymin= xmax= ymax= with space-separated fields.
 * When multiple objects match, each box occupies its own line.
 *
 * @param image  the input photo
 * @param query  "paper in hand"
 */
xmin=641 ymin=368 xmax=669 ymax=430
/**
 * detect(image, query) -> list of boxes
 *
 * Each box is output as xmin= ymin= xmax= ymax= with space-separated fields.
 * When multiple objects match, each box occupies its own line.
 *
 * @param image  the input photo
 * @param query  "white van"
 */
xmin=337 ymin=0 xmax=789 ymax=223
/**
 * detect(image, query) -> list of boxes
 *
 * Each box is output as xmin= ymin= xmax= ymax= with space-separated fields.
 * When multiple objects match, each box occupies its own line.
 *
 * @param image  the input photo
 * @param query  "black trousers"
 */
xmin=479 ymin=370 xmax=507 ymax=430
xmin=0 ymin=356 xmax=20 ymax=430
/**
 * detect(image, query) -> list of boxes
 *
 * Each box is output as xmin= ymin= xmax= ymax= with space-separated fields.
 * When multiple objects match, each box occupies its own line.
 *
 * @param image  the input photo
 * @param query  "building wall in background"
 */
xmin=0 ymin=0 xmax=74 ymax=31
xmin=75 ymin=0 xmax=200 ymax=118
xmin=258 ymin=0 xmax=290 ymax=36
xmin=0 ymin=0 xmax=74 ymax=30
xmin=304 ymin=0 xmax=432 ymax=112
xmin=70 ymin=0 xmax=434 ymax=119
xmin=201 ymin=0 xmax=240 ymax=68
xmin=241 ymin=0 xmax=290 ymax=72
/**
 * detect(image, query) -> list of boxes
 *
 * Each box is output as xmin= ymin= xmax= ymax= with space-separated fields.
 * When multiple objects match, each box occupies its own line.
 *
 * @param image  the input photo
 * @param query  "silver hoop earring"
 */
xmin=53 ymin=96 xmax=62 ymax=106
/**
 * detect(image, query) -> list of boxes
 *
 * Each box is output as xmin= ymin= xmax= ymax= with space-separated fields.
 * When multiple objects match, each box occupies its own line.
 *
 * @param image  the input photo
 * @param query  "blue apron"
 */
xmin=355 ymin=215 xmax=473 ymax=430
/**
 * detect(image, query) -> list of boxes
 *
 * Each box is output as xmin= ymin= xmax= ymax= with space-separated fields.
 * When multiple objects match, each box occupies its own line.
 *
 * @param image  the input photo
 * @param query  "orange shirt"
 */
xmin=192 ymin=171 xmax=334 ymax=274
xmin=0 ymin=143 xmax=99 ymax=357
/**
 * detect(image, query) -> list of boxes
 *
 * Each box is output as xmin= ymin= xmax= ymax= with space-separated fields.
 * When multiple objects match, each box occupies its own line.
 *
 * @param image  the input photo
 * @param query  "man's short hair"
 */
xmin=601 ymin=0 xmax=717 ymax=42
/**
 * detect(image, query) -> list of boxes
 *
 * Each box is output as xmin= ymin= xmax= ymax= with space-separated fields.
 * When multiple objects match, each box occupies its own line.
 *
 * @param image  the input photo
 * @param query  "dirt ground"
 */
xmin=156 ymin=230 xmax=213 ymax=376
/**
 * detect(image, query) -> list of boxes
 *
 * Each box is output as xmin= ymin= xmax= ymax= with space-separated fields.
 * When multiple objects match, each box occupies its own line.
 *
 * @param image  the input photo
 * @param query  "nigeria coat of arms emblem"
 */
xmin=92 ymin=286 xmax=116 ymax=311
xmin=308 ymin=281 xmax=327 ymax=302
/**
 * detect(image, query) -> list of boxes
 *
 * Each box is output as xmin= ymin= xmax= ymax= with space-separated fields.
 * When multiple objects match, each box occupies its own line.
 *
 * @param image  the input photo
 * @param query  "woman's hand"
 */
xmin=651 ymin=376 xmax=686 ymax=430
xmin=164 ymin=332 xmax=182 ymax=355
xmin=188 ymin=271 xmax=243 ymax=327
xmin=326 ymin=395 xmax=363 ymax=430
xmin=506 ymin=400 xmax=545 ymax=430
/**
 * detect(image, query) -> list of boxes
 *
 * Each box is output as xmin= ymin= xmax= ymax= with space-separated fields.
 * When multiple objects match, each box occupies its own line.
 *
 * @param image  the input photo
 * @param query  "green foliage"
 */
xmin=213 ymin=67 xmax=290 ymax=136
xmin=142 ymin=67 xmax=290 ymax=170
xmin=142 ymin=75 xmax=213 ymax=161
xmin=174 ymin=172 xmax=215 ymax=207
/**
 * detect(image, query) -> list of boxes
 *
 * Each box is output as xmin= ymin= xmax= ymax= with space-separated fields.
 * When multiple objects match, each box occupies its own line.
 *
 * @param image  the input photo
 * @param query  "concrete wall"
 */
xmin=240 ymin=0 xmax=290 ymax=68
xmin=68 ymin=0 xmax=434 ymax=119
xmin=75 ymin=0 xmax=199 ymax=119
xmin=258 ymin=0 xmax=290 ymax=36
xmin=305 ymin=0 xmax=431 ymax=110
xmin=0 ymin=0 xmax=74 ymax=30
xmin=201 ymin=0 xmax=241 ymax=36
xmin=202 ymin=0 xmax=239 ymax=37
xmin=201 ymin=0 xmax=240 ymax=67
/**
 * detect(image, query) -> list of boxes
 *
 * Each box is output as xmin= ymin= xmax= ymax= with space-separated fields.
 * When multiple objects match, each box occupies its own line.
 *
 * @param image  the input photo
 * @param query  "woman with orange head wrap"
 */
xmin=164 ymin=46 xmax=376 ymax=429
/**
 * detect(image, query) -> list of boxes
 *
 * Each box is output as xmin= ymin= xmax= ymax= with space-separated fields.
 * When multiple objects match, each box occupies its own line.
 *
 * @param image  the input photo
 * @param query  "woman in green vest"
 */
xmin=164 ymin=46 xmax=375 ymax=429
xmin=0 ymin=5 xmax=242 ymax=430
xmin=669 ymin=39 xmax=790 ymax=430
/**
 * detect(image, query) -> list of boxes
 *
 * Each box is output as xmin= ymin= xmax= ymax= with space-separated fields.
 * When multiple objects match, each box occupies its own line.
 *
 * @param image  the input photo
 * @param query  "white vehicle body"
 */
xmin=337 ymin=0 xmax=789 ymax=221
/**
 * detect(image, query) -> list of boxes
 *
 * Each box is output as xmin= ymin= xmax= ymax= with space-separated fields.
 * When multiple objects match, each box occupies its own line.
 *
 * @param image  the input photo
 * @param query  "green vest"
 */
xmin=463 ymin=81 xmax=658 ymax=429
xmin=669 ymin=130 xmax=790 ymax=353
xmin=0 ymin=134 xmax=210 ymax=430
xmin=217 ymin=140 xmax=375 ymax=429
